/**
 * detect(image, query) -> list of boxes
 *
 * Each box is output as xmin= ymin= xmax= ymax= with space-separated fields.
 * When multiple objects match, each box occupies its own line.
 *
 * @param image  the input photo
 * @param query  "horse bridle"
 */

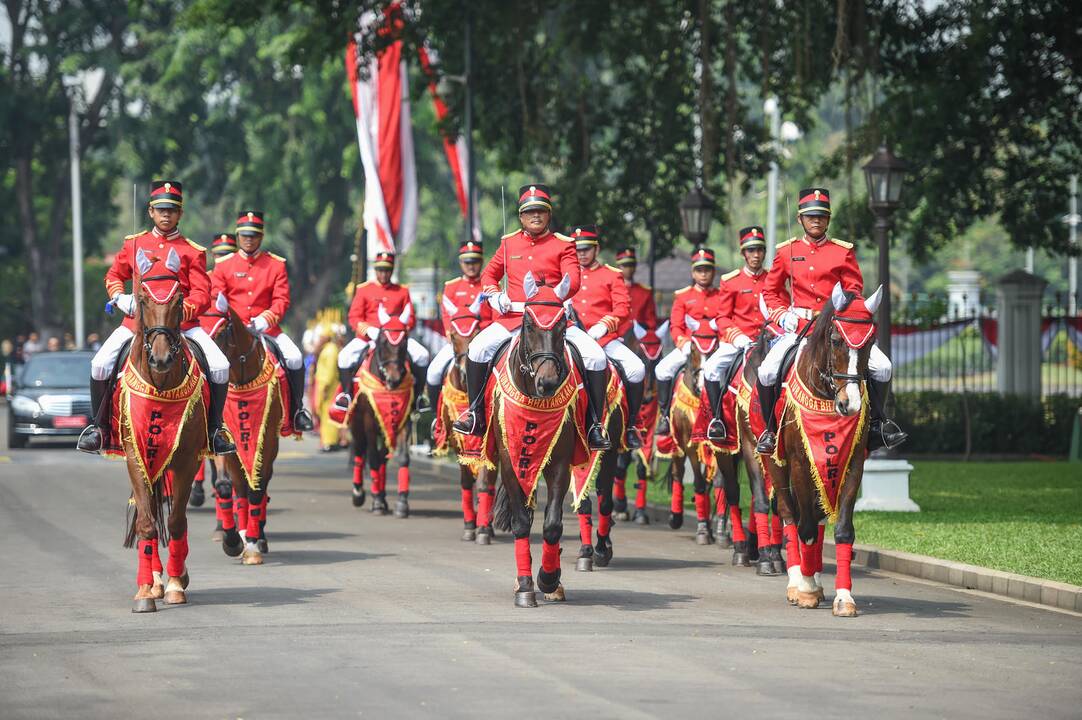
xmin=218 ymin=312 xmax=262 ymax=387
xmin=518 ymin=300 xmax=566 ymax=378
xmin=373 ymin=332 xmax=408 ymax=384
xmin=814 ymin=315 xmax=873 ymax=399
xmin=138 ymin=273 xmax=188 ymax=376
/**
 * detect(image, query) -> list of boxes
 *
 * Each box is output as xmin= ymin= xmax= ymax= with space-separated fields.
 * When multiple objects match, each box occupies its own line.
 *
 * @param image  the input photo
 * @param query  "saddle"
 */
xmin=103 ymin=336 xmax=209 ymax=421
xmin=262 ymin=335 xmax=287 ymax=371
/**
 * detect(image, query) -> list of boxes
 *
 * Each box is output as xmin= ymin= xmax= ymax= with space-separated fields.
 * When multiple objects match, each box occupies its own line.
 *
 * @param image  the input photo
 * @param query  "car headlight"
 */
xmin=11 ymin=396 xmax=42 ymax=416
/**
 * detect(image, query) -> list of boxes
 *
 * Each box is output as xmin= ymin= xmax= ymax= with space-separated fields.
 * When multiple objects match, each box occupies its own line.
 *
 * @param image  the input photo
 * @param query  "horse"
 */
xmin=348 ymin=304 xmax=414 ymax=517
xmin=435 ymin=294 xmax=498 ymax=544
xmin=613 ymin=320 xmax=669 ymax=524
xmin=489 ymin=272 xmax=584 ymax=607
xmin=765 ymin=283 xmax=882 ymax=617
xmin=120 ymin=248 xmax=208 ymax=613
xmin=211 ymin=297 xmax=286 ymax=566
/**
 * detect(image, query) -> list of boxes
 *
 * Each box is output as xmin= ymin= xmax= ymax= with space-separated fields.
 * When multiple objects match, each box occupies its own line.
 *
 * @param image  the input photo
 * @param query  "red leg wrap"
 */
xmin=694 ymin=492 xmax=709 ymax=522
xmin=514 ymin=537 xmax=532 ymax=576
xmin=783 ymin=524 xmax=801 ymax=569
xmin=835 ymin=542 xmax=853 ymax=590
xmin=216 ymin=496 xmax=235 ymax=530
xmin=800 ymin=536 xmax=820 ymax=578
xmin=815 ymin=525 xmax=826 ymax=573
xmin=397 ymin=466 xmax=410 ymax=494
xmin=167 ymin=534 xmax=188 ymax=578
xmin=729 ymin=506 xmax=746 ymax=542
xmin=236 ymin=498 xmax=249 ymax=533
xmin=598 ymin=512 xmax=612 ymax=537
xmin=247 ymin=499 xmax=263 ymax=539
xmin=635 ymin=481 xmax=647 ymax=510
xmin=379 ymin=464 xmax=387 ymax=492
xmin=150 ymin=542 xmax=163 ymax=574
xmin=461 ymin=488 xmax=476 ymax=523
xmin=713 ymin=486 xmax=725 ymax=515
xmin=670 ymin=481 xmax=684 ymax=514
xmin=369 ymin=468 xmax=381 ymax=494
xmin=578 ymin=513 xmax=593 ymax=545
xmin=194 ymin=463 xmax=205 ymax=482
xmin=137 ymin=540 xmax=155 ymax=586
xmin=613 ymin=477 xmax=627 ymax=501
xmin=477 ymin=490 xmax=493 ymax=526
xmin=541 ymin=541 xmax=560 ymax=573
xmin=352 ymin=456 xmax=364 ymax=486
xmin=770 ymin=513 xmax=782 ymax=545
xmin=754 ymin=512 xmax=770 ymax=549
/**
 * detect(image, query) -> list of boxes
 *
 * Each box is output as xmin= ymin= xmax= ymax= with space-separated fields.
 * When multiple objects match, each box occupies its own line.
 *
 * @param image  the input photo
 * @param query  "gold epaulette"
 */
xmin=501 ymin=230 xmax=520 ymax=240
xmin=554 ymin=232 xmax=574 ymax=242
xmin=674 ymin=285 xmax=693 ymax=295
xmin=268 ymin=252 xmax=287 ymax=262
xmin=124 ymin=231 xmax=145 ymax=241
xmin=830 ymin=238 xmax=854 ymax=250
xmin=636 ymin=282 xmax=653 ymax=291
xmin=216 ymin=252 xmax=235 ymax=262
xmin=185 ymin=238 xmax=207 ymax=252
xmin=721 ymin=268 xmax=741 ymax=282
xmin=775 ymin=237 xmax=796 ymax=249
xmin=604 ymin=264 xmax=622 ymax=273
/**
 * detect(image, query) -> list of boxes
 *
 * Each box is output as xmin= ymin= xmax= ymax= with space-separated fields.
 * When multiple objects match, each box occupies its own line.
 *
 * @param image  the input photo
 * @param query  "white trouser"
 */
xmin=426 ymin=343 xmax=456 ymax=385
xmin=337 ymin=336 xmax=430 ymax=369
xmin=604 ymin=339 xmax=646 ymax=383
xmin=757 ymin=332 xmax=893 ymax=385
xmin=91 ymin=325 xmax=230 ymax=384
xmin=466 ymin=322 xmax=608 ymax=371
xmin=655 ymin=344 xmax=704 ymax=382
xmin=701 ymin=341 xmax=741 ymax=382
xmin=268 ymin=332 xmax=303 ymax=370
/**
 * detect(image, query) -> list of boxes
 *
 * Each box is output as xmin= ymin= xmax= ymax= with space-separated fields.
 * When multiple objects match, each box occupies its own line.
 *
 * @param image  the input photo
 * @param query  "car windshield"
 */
xmin=18 ymin=354 xmax=91 ymax=389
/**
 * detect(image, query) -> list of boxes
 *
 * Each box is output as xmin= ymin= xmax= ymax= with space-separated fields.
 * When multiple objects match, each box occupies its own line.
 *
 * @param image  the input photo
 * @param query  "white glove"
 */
xmin=733 ymin=334 xmax=753 ymax=350
xmin=488 ymin=292 xmax=511 ymax=314
xmin=113 ymin=294 xmax=135 ymax=317
xmin=251 ymin=315 xmax=270 ymax=333
xmin=779 ymin=311 xmax=799 ymax=333
xmin=365 ymin=326 xmax=380 ymax=340
xmin=587 ymin=323 xmax=607 ymax=340
xmin=215 ymin=292 xmax=229 ymax=313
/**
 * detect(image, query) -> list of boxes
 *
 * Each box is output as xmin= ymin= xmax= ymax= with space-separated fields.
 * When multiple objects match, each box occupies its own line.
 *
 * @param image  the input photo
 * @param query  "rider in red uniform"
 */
xmin=614 ymin=247 xmax=659 ymax=334
xmin=211 ymin=211 xmax=315 ymax=432
xmin=197 ymin=233 xmax=237 ymax=338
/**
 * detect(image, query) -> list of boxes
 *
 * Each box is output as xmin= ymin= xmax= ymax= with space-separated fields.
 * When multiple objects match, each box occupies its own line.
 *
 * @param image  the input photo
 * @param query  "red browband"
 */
xmin=799 ymin=192 xmax=829 ymax=205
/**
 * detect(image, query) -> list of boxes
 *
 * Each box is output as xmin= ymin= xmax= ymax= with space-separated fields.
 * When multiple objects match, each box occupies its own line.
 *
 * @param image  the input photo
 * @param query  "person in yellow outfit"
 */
xmin=314 ymin=323 xmax=346 ymax=451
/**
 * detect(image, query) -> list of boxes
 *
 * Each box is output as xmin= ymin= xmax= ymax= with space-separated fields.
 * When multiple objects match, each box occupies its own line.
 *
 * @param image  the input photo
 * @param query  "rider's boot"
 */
xmin=866 ymin=377 xmax=908 ymax=451
xmin=754 ymin=380 xmax=779 ymax=454
xmin=76 ymin=377 xmax=111 ymax=454
xmin=452 ymin=358 xmax=491 ymax=437
xmin=285 ymin=365 xmax=314 ymax=432
xmin=623 ymin=379 xmax=644 ymax=449
xmin=654 ymin=379 xmax=674 ymax=436
xmin=585 ymin=369 xmax=612 ymax=451
xmin=412 ymin=362 xmax=430 ymax=412
xmin=335 ymin=366 xmax=357 ymax=412
xmin=207 ymin=381 xmax=237 ymax=456
xmin=425 ymin=382 xmax=442 ymax=415
xmin=704 ymin=378 xmax=727 ymax=443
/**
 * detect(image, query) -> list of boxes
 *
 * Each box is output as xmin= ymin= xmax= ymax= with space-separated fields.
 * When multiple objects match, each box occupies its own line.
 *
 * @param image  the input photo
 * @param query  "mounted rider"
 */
xmin=336 ymin=250 xmax=431 ymax=412
xmin=423 ymin=239 xmax=494 ymax=412
xmin=451 ymin=183 xmax=613 ymax=451
xmin=700 ymin=226 xmax=769 ymax=442
xmin=755 ymin=187 xmax=907 ymax=454
xmin=210 ymin=211 xmax=315 ymax=432
xmin=77 ymin=180 xmax=235 ymax=456
xmin=614 ymin=247 xmax=659 ymax=333
xmin=654 ymin=247 xmax=721 ymax=436
xmin=197 ymin=233 xmax=238 ymax=337
xmin=568 ymin=225 xmax=646 ymax=449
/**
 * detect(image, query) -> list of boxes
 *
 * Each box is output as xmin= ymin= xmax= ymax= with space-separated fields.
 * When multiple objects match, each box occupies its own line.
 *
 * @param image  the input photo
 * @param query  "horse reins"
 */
xmin=518 ymin=300 xmax=566 ymax=379
xmin=814 ymin=314 xmax=873 ymax=400
xmin=138 ymin=272 xmax=189 ymax=388
xmin=220 ymin=313 xmax=262 ymax=387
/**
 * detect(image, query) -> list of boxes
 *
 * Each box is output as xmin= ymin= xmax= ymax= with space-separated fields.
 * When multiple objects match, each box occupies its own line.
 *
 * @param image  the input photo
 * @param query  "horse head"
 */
xmin=213 ymin=292 xmax=263 ymax=386
xmin=683 ymin=314 xmax=717 ymax=391
xmin=807 ymin=283 xmax=880 ymax=416
xmin=518 ymin=271 xmax=570 ymax=397
xmin=134 ymin=247 xmax=186 ymax=380
xmin=443 ymin=293 xmax=483 ymax=363
xmin=375 ymin=302 xmax=411 ymax=389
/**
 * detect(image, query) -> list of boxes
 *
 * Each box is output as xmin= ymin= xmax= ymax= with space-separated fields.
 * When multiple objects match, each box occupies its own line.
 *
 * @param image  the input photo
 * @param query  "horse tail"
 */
xmin=492 ymin=480 xmax=512 ymax=532
xmin=123 ymin=489 xmax=171 ymax=548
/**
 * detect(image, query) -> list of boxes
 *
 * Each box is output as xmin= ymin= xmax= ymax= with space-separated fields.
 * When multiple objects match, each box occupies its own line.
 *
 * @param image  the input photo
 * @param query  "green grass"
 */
xmin=639 ymin=459 xmax=1082 ymax=585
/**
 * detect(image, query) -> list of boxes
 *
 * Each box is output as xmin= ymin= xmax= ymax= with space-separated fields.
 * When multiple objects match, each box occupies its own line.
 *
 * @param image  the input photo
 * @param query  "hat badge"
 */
xmin=164 ymin=182 xmax=171 ymax=191
xmin=247 ymin=212 xmax=254 ymax=219
xmin=575 ymin=228 xmax=581 ymax=236
xmin=814 ymin=190 xmax=821 ymax=199
xmin=529 ymin=185 xmax=536 ymax=194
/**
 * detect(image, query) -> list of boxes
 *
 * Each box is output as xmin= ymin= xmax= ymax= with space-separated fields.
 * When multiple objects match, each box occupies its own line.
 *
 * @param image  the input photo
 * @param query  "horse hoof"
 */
xmin=833 ymin=597 xmax=859 ymax=617
xmin=177 ymin=572 xmax=189 ymax=590
xmin=211 ymin=528 xmax=225 ymax=543
xmin=668 ymin=512 xmax=683 ymax=530
xmin=594 ymin=546 xmax=613 ymax=568
xmin=222 ymin=531 xmax=243 ymax=558
xmin=189 ymin=482 xmax=205 ymax=507
xmin=475 ymin=529 xmax=492 ymax=546
xmin=614 ymin=511 xmax=630 ymax=522
xmin=351 ymin=487 xmax=367 ymax=507
xmin=371 ymin=498 xmax=389 ymax=515
xmin=544 ymin=584 xmax=566 ymax=602
xmin=757 ymin=560 xmax=778 ymax=576
xmin=394 ymin=499 xmax=410 ymax=518
xmin=576 ymin=556 xmax=593 ymax=572
xmin=150 ymin=572 xmax=165 ymax=599
xmin=716 ymin=532 xmax=733 ymax=549
xmin=242 ymin=546 xmax=264 ymax=565
xmin=132 ymin=597 xmax=157 ymax=613
xmin=786 ymin=586 xmax=800 ymax=604
xmin=732 ymin=551 xmax=749 ymax=567
xmin=633 ymin=509 xmax=650 ymax=526
xmin=514 ymin=591 xmax=538 ymax=608
xmin=462 ymin=527 xmax=477 ymax=542
xmin=796 ymin=591 xmax=821 ymax=609
xmin=695 ymin=522 xmax=713 ymax=545
xmin=257 ymin=538 xmax=269 ymax=554
xmin=772 ymin=560 xmax=788 ymax=575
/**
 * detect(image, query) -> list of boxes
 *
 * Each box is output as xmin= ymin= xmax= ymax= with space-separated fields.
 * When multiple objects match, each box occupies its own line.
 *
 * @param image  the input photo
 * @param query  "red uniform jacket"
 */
xmin=104 ymin=228 xmax=209 ymax=331
xmin=670 ymin=284 xmax=724 ymax=348
xmin=198 ymin=267 xmax=228 ymax=336
xmin=481 ymin=229 xmax=581 ymax=330
xmin=622 ymin=281 xmax=658 ymax=336
xmin=211 ymin=250 xmax=291 ymax=337
xmin=440 ymin=275 xmax=493 ymax=335
xmin=763 ymin=236 xmax=863 ymax=323
xmin=716 ymin=266 xmax=768 ymax=343
xmin=570 ymin=262 xmax=630 ymax=347
xmin=348 ymin=280 xmax=416 ymax=337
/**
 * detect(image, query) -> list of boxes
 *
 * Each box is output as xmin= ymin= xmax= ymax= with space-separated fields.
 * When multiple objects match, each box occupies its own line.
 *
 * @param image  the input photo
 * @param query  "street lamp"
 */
xmin=862 ymin=143 xmax=908 ymax=358
xmin=679 ymin=187 xmax=714 ymax=247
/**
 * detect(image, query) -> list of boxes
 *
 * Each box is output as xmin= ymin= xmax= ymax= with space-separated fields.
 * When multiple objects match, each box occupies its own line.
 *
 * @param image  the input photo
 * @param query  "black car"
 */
xmin=7 ymin=351 xmax=93 ymax=448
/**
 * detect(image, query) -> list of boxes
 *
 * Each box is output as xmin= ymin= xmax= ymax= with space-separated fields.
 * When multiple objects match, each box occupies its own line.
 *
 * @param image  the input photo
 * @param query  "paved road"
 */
xmin=1 ymin=435 xmax=1081 ymax=719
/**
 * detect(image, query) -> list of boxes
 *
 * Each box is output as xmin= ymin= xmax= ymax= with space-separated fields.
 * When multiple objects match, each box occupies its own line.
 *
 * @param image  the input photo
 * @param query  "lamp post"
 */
xmin=862 ymin=143 xmax=908 ymax=358
xmin=63 ymin=75 xmax=86 ymax=350
xmin=679 ymin=187 xmax=715 ymax=248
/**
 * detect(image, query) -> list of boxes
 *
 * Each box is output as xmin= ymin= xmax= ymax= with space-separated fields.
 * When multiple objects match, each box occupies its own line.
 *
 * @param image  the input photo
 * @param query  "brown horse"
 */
xmin=437 ymin=298 xmax=498 ymax=544
xmin=122 ymin=251 xmax=207 ymax=613
xmin=765 ymin=283 xmax=882 ymax=617
xmin=490 ymin=272 xmax=580 ymax=607
xmin=212 ymin=300 xmax=284 ymax=566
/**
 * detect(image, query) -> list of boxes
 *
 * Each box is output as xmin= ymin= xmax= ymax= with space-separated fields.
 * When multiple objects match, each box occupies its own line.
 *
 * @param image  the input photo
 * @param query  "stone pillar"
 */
xmin=946 ymin=269 xmax=981 ymax=317
xmin=856 ymin=459 xmax=920 ymax=512
xmin=996 ymin=270 xmax=1047 ymax=398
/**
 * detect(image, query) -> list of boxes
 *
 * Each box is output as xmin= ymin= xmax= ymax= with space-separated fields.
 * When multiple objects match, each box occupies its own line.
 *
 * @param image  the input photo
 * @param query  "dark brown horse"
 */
xmin=212 ymin=299 xmax=284 ymax=565
xmin=766 ymin=283 xmax=881 ymax=617
xmin=122 ymin=250 xmax=207 ymax=613
xmin=491 ymin=272 xmax=580 ymax=607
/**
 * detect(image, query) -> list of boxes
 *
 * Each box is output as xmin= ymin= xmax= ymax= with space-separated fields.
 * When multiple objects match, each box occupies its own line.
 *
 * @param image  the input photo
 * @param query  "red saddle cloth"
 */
xmin=345 ymin=354 xmax=414 ymax=451
xmin=104 ymin=351 xmax=210 ymax=491
xmin=655 ymin=371 xmax=725 ymax=478
xmin=223 ymin=351 xmax=292 ymax=491
xmin=633 ymin=394 xmax=659 ymax=469
xmin=460 ymin=339 xmax=590 ymax=507
xmin=432 ymin=377 xmax=482 ymax=458
xmin=570 ymin=368 xmax=628 ymax=509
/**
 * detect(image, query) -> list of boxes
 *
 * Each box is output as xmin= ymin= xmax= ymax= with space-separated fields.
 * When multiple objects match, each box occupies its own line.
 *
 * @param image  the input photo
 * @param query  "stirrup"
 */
xmin=655 ymin=414 xmax=671 ymax=436
xmin=452 ymin=410 xmax=485 ymax=437
xmin=877 ymin=419 xmax=908 ymax=450
xmin=755 ymin=430 xmax=776 ymax=454
xmin=76 ymin=424 xmax=103 ymax=454
xmin=624 ymin=426 xmax=643 ymax=450
xmin=293 ymin=408 xmax=314 ymax=432
xmin=415 ymin=395 xmax=432 ymax=413
xmin=210 ymin=427 xmax=237 ymax=456
xmin=707 ymin=418 xmax=727 ymax=443
xmin=587 ymin=424 xmax=611 ymax=451
xmin=333 ymin=392 xmax=351 ymax=412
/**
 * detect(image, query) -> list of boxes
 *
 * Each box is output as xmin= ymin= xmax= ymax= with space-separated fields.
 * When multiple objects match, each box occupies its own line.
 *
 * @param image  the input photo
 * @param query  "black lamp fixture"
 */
xmin=679 ymin=187 xmax=714 ymax=246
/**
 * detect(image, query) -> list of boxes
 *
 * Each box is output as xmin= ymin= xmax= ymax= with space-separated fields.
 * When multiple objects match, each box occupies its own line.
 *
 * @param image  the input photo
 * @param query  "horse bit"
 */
xmin=518 ymin=300 xmax=566 ymax=379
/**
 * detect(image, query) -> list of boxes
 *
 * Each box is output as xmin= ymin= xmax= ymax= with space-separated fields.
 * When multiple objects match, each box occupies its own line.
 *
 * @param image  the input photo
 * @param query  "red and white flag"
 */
xmin=346 ymin=3 xmax=418 ymax=266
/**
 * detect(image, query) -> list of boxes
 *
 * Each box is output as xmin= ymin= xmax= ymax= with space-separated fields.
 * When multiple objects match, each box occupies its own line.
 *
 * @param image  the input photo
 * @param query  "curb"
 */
xmin=408 ymin=449 xmax=1082 ymax=614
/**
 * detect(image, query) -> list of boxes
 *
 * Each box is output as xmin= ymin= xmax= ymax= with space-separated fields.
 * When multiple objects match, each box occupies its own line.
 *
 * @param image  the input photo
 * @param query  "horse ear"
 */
xmin=441 ymin=294 xmax=457 ymax=317
xmin=708 ymin=318 xmax=717 ymax=331
xmin=554 ymin=273 xmax=572 ymax=300
xmin=831 ymin=282 xmax=850 ymax=311
xmin=656 ymin=320 xmax=670 ymax=339
xmin=685 ymin=315 xmax=700 ymax=332
xmin=467 ymin=294 xmax=483 ymax=316
xmin=759 ymin=294 xmax=771 ymax=320
xmin=135 ymin=248 xmax=153 ymax=276
xmin=215 ymin=292 xmax=229 ymax=313
xmin=523 ymin=271 xmax=539 ymax=300
xmin=633 ymin=320 xmax=647 ymax=340
xmin=399 ymin=303 xmax=411 ymax=325
xmin=377 ymin=303 xmax=391 ymax=326
xmin=865 ymin=285 xmax=883 ymax=315
xmin=165 ymin=247 xmax=181 ymax=274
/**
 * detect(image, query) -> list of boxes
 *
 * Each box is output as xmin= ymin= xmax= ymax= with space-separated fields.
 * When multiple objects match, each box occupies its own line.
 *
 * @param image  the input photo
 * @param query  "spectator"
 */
xmin=22 ymin=332 xmax=43 ymax=358
xmin=46 ymin=336 xmax=62 ymax=352
xmin=86 ymin=333 xmax=101 ymax=351
xmin=63 ymin=332 xmax=76 ymax=350
xmin=1 ymin=339 xmax=14 ymax=395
